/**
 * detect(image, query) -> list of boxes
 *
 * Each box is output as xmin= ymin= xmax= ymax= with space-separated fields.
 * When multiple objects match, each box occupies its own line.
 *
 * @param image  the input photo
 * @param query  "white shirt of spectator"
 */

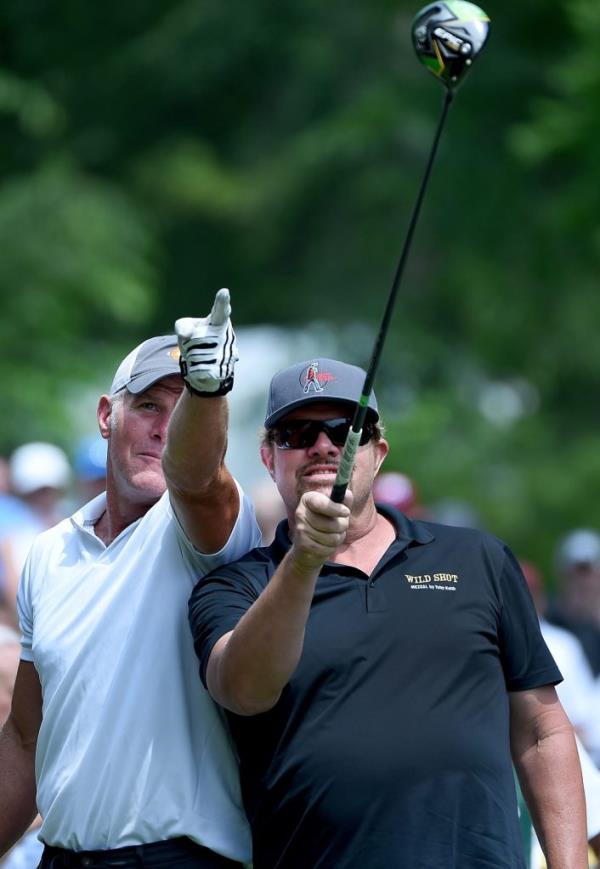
xmin=17 ymin=487 xmax=261 ymax=858
xmin=528 ymin=621 xmax=600 ymax=868
xmin=540 ymin=619 xmax=600 ymax=764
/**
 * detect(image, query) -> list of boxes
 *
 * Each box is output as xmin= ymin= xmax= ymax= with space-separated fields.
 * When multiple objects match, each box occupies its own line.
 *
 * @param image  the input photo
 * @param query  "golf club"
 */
xmin=330 ymin=1 xmax=490 ymax=504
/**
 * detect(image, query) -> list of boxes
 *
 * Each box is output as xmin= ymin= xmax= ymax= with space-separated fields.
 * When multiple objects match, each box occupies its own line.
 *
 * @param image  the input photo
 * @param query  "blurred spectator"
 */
xmin=575 ymin=739 xmax=600 ymax=867
xmin=73 ymin=434 xmax=107 ymax=503
xmin=521 ymin=560 xmax=600 ymax=763
xmin=0 ymin=494 xmax=37 ymax=537
xmin=0 ymin=458 xmax=10 ymax=494
xmin=373 ymin=473 xmax=484 ymax=530
xmin=251 ymin=479 xmax=285 ymax=545
xmin=520 ymin=560 xmax=600 ymax=865
xmin=428 ymin=498 xmax=482 ymax=529
xmin=0 ymin=626 xmax=43 ymax=869
xmin=547 ymin=529 xmax=600 ymax=676
xmin=372 ymin=471 xmax=429 ymax=518
xmin=555 ymin=529 xmax=600 ymax=622
xmin=0 ymin=625 xmax=20 ymax=725
xmin=0 ymin=604 xmax=17 ymax=631
xmin=0 ymin=488 xmax=38 ymax=621
xmin=519 ymin=735 xmax=600 ymax=868
xmin=9 ymin=442 xmax=71 ymax=528
xmin=0 ymin=458 xmax=39 ymax=622
xmin=0 ymin=455 xmax=38 ymax=540
xmin=0 ymin=443 xmax=71 ymax=615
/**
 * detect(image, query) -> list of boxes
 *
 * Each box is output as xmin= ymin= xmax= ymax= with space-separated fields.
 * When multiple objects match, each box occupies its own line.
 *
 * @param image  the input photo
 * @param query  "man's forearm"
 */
xmin=514 ymin=724 xmax=588 ymax=868
xmin=205 ymin=490 xmax=351 ymax=716
xmin=162 ymin=391 xmax=240 ymax=553
xmin=0 ymin=719 xmax=38 ymax=856
xmin=208 ymin=551 xmax=319 ymax=716
xmin=163 ymin=391 xmax=228 ymax=493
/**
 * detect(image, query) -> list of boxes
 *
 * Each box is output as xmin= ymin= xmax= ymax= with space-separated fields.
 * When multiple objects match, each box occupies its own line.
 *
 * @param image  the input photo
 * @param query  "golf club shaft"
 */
xmin=331 ymin=88 xmax=454 ymax=503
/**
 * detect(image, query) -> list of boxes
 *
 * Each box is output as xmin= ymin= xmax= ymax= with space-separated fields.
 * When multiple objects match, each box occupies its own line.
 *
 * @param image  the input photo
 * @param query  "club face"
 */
xmin=412 ymin=1 xmax=490 ymax=90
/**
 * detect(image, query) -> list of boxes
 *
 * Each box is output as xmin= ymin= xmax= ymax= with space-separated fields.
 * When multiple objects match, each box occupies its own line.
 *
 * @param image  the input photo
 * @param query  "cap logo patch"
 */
xmin=299 ymin=361 xmax=335 ymax=394
xmin=169 ymin=347 xmax=181 ymax=361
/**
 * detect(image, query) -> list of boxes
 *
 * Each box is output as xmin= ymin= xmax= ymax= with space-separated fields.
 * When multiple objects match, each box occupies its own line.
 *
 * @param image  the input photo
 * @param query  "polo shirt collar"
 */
xmin=377 ymin=504 xmax=435 ymax=547
xmin=71 ymin=492 xmax=107 ymax=531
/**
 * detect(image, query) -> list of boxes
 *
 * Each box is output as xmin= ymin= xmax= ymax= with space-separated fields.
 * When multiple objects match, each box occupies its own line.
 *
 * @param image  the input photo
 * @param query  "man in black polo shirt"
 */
xmin=189 ymin=358 xmax=587 ymax=869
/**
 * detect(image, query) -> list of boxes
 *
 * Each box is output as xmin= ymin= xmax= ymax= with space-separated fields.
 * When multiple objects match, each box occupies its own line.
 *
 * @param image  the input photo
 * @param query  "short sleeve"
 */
xmin=16 ymin=549 xmax=35 ymax=662
xmin=189 ymin=564 xmax=265 ymax=688
xmin=170 ymin=482 xmax=262 ymax=571
xmin=498 ymin=547 xmax=562 ymax=691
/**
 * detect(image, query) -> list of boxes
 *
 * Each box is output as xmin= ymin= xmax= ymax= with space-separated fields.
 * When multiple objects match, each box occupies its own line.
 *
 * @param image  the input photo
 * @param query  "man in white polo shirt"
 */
xmin=0 ymin=289 xmax=261 ymax=868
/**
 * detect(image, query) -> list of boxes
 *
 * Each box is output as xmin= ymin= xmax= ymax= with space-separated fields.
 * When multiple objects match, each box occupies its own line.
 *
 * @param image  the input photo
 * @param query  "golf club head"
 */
xmin=412 ymin=1 xmax=490 ymax=90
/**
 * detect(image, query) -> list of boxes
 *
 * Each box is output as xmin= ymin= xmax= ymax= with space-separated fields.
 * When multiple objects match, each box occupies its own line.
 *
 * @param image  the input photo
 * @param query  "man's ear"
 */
xmin=97 ymin=395 xmax=113 ymax=440
xmin=372 ymin=438 xmax=389 ymax=478
xmin=260 ymin=444 xmax=276 ymax=480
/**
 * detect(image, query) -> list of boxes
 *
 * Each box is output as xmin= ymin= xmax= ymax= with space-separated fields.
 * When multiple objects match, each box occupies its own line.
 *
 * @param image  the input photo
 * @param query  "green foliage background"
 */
xmin=1 ymin=0 xmax=599 ymax=576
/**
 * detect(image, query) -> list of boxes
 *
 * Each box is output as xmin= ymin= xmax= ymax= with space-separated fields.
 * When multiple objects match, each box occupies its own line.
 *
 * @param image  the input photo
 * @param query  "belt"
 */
xmin=42 ymin=837 xmax=242 ymax=868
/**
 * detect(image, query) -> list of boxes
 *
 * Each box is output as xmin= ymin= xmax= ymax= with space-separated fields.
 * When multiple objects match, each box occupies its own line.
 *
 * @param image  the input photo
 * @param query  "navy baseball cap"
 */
xmin=110 ymin=335 xmax=182 ymax=395
xmin=265 ymin=358 xmax=379 ymax=429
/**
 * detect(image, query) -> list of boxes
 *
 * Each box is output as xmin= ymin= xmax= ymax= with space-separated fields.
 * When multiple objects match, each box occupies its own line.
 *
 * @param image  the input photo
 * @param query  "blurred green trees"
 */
xmin=1 ymin=0 xmax=599 ymax=570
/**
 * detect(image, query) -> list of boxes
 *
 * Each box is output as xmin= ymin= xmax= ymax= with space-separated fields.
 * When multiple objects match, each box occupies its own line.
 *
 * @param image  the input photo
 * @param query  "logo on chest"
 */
xmin=404 ymin=572 xmax=459 ymax=591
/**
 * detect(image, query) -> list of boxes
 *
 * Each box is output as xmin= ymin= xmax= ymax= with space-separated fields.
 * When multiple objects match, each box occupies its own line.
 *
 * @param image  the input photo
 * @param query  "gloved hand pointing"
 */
xmin=175 ymin=288 xmax=239 ymax=396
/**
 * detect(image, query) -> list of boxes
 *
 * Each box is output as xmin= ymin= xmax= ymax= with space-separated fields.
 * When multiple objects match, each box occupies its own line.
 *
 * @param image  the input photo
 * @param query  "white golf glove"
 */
xmin=175 ymin=288 xmax=239 ymax=396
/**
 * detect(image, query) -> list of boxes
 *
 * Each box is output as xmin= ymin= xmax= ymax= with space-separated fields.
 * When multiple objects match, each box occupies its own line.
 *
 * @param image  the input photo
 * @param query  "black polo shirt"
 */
xmin=189 ymin=508 xmax=561 ymax=869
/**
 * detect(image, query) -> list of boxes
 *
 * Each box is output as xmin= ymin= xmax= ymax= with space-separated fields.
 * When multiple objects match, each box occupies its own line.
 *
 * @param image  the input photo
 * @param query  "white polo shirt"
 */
xmin=17 ymin=487 xmax=261 ymax=858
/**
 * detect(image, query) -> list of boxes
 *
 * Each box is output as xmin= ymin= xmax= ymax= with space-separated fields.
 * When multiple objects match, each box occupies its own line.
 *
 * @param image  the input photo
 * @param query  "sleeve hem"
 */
xmin=506 ymin=667 xmax=563 ymax=692
xmin=198 ymin=622 xmax=241 ymax=688
xmin=171 ymin=482 xmax=260 ymax=561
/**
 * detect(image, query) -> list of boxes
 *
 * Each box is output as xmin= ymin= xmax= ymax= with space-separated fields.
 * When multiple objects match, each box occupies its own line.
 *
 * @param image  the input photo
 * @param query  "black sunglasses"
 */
xmin=270 ymin=418 xmax=376 ymax=450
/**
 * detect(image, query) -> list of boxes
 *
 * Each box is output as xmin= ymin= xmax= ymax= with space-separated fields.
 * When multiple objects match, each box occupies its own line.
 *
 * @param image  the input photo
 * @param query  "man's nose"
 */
xmin=151 ymin=414 xmax=170 ymax=440
xmin=307 ymin=429 xmax=340 ymax=455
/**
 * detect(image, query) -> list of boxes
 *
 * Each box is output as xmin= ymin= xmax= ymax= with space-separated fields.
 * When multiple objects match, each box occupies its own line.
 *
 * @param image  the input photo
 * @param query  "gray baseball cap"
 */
xmin=110 ymin=335 xmax=182 ymax=395
xmin=265 ymin=358 xmax=379 ymax=429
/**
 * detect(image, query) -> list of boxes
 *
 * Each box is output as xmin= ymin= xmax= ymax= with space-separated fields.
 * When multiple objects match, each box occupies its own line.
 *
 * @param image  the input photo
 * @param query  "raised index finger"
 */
xmin=209 ymin=288 xmax=231 ymax=326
